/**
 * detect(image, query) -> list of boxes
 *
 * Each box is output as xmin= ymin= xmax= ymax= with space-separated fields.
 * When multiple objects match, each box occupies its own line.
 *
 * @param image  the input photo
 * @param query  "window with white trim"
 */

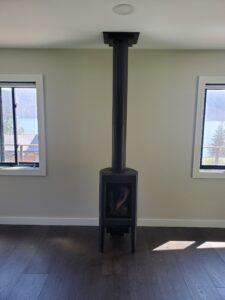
xmin=193 ymin=76 xmax=225 ymax=178
xmin=0 ymin=75 xmax=46 ymax=176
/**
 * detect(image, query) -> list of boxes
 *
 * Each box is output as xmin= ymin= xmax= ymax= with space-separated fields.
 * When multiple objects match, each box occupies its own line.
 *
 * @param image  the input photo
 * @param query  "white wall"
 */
xmin=0 ymin=49 xmax=225 ymax=226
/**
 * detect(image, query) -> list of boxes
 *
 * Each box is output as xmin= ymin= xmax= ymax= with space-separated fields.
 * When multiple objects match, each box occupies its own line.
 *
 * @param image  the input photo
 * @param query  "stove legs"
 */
xmin=99 ymin=224 xmax=136 ymax=253
xmin=99 ymin=224 xmax=104 ymax=253
xmin=131 ymin=225 xmax=136 ymax=253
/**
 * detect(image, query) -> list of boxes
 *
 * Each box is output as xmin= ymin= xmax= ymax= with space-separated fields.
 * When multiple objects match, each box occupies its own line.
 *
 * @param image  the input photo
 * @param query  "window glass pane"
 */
xmin=14 ymin=88 xmax=39 ymax=164
xmin=201 ymin=89 xmax=225 ymax=167
xmin=0 ymin=88 xmax=15 ymax=163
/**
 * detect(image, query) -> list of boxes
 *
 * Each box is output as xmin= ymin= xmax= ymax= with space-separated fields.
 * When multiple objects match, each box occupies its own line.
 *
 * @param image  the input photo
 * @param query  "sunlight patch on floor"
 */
xmin=153 ymin=240 xmax=195 ymax=251
xmin=197 ymin=241 xmax=225 ymax=249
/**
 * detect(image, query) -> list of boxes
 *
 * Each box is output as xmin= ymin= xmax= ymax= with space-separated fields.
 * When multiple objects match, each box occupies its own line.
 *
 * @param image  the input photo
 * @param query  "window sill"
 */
xmin=192 ymin=169 xmax=225 ymax=179
xmin=0 ymin=166 xmax=46 ymax=176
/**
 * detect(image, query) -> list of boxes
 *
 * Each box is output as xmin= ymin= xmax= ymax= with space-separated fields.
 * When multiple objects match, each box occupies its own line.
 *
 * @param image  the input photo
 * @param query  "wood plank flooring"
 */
xmin=0 ymin=226 xmax=225 ymax=299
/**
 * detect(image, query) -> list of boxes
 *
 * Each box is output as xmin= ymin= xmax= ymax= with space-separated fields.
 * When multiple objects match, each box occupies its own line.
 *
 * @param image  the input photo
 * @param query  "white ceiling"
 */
xmin=1 ymin=0 xmax=225 ymax=49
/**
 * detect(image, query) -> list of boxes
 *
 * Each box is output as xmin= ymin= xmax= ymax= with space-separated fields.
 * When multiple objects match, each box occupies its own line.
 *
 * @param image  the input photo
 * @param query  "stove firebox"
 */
xmin=99 ymin=32 xmax=139 ymax=253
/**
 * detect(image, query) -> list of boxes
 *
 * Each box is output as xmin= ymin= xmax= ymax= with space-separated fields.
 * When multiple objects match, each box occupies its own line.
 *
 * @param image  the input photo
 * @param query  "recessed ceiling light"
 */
xmin=113 ymin=4 xmax=134 ymax=15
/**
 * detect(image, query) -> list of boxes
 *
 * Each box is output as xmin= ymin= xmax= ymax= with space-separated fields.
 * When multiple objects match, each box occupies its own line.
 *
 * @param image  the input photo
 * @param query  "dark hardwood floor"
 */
xmin=0 ymin=226 xmax=225 ymax=299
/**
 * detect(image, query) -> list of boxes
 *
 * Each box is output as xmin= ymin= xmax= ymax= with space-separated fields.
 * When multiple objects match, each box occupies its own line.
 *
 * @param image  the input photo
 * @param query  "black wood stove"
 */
xmin=99 ymin=32 xmax=140 ymax=253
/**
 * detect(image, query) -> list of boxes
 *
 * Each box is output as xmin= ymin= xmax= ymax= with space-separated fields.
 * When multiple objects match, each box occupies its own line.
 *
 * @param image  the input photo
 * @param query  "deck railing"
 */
xmin=3 ymin=143 xmax=39 ymax=163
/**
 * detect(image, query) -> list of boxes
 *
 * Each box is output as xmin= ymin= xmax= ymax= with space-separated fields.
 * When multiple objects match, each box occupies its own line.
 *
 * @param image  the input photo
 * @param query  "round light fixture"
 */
xmin=113 ymin=3 xmax=134 ymax=15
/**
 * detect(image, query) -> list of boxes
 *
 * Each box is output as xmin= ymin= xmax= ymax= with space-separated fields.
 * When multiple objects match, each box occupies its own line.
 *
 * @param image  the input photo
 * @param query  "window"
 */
xmin=193 ymin=76 xmax=225 ymax=178
xmin=0 ymin=75 xmax=46 ymax=176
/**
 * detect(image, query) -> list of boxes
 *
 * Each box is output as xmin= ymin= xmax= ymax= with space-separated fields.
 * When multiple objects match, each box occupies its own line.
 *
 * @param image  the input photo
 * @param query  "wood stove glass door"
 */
xmin=105 ymin=183 xmax=132 ymax=219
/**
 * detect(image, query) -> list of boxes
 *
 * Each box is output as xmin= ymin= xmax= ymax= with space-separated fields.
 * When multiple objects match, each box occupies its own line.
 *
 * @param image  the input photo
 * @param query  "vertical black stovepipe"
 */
xmin=103 ymin=32 xmax=139 ymax=171
xmin=112 ymin=41 xmax=128 ymax=171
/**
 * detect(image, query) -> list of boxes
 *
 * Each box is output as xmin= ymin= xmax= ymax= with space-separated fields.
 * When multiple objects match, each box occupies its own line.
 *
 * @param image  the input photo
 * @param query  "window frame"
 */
xmin=0 ymin=74 xmax=46 ymax=176
xmin=193 ymin=76 xmax=225 ymax=179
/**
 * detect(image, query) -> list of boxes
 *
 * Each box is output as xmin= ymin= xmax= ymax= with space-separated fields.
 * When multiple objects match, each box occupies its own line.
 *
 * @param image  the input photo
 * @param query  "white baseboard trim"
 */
xmin=138 ymin=218 xmax=225 ymax=228
xmin=0 ymin=217 xmax=98 ymax=226
xmin=0 ymin=217 xmax=225 ymax=228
